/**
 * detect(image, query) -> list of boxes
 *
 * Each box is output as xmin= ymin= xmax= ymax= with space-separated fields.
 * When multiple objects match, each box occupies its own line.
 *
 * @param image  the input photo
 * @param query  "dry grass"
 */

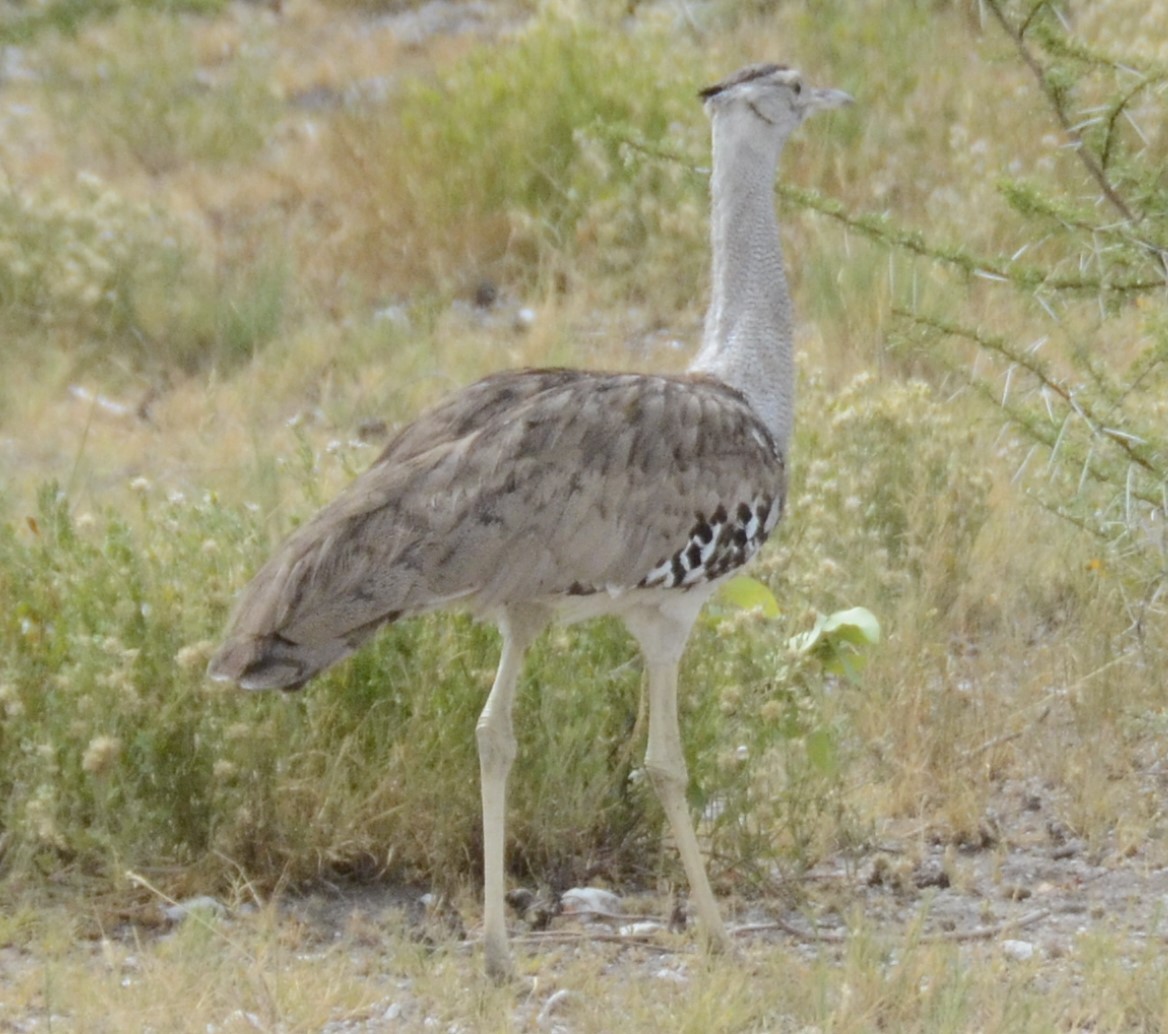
xmin=1 ymin=0 xmax=1167 ymax=1029
xmin=4 ymin=886 xmax=1168 ymax=1033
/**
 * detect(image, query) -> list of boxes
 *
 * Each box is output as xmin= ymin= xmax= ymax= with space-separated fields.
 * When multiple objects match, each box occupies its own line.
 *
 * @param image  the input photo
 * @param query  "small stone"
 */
xmin=507 ymin=886 xmax=558 ymax=929
xmin=505 ymin=887 xmax=535 ymax=912
xmin=163 ymin=896 xmax=227 ymax=923
xmin=561 ymin=887 xmax=621 ymax=917
xmin=1001 ymin=939 xmax=1036 ymax=962
xmin=653 ymin=966 xmax=687 ymax=985
xmin=374 ymin=303 xmax=411 ymax=329
xmin=1051 ymin=840 xmax=1082 ymax=860
xmin=473 ymin=280 xmax=498 ymax=309
xmin=1001 ymin=884 xmax=1032 ymax=901
xmin=620 ymin=921 xmax=666 ymax=937
xmin=912 ymin=858 xmax=950 ymax=889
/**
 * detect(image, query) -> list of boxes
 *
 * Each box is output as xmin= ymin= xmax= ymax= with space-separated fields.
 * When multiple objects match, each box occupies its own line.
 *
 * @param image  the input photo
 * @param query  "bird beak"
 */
xmin=802 ymin=87 xmax=854 ymax=115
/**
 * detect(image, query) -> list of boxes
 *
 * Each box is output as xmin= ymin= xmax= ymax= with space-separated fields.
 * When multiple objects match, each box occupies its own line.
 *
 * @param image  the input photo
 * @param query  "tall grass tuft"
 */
xmin=331 ymin=15 xmax=710 ymax=308
xmin=0 ymin=0 xmax=227 ymax=46
xmin=42 ymin=7 xmax=279 ymax=174
xmin=0 ymin=175 xmax=181 ymax=343
xmin=0 ymin=483 xmax=252 ymax=877
xmin=0 ymin=174 xmax=289 ymax=374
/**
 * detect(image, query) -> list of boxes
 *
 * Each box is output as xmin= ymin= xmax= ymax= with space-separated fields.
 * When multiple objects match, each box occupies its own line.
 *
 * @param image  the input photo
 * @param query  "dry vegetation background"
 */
xmin=0 ymin=0 xmax=1166 ymax=1030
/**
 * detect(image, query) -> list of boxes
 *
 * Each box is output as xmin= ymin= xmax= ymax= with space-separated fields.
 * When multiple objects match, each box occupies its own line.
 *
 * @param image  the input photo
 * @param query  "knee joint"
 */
xmin=476 ymin=718 xmax=517 ymax=771
xmin=645 ymin=758 xmax=687 ymax=797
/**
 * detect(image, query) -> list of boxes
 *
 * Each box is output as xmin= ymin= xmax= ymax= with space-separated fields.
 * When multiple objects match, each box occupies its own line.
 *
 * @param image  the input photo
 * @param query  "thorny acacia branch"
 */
xmin=983 ymin=0 xmax=1168 ymax=279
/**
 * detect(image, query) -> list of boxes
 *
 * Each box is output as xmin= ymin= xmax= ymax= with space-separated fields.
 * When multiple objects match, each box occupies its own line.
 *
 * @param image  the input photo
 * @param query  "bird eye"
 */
xmin=793 ymin=81 xmax=803 ymax=95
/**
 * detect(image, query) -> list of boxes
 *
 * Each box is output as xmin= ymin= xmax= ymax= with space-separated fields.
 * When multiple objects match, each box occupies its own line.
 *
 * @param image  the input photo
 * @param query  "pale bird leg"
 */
xmin=476 ymin=604 xmax=549 ymax=982
xmin=625 ymin=603 xmax=731 ymax=953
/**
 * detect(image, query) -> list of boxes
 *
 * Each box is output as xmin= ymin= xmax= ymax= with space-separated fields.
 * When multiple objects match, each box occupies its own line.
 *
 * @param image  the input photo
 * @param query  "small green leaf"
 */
xmin=788 ymin=613 xmax=828 ymax=655
xmin=718 ymin=575 xmax=781 ymax=619
xmin=820 ymin=607 xmax=881 ymax=645
xmin=789 ymin=606 xmax=882 ymax=684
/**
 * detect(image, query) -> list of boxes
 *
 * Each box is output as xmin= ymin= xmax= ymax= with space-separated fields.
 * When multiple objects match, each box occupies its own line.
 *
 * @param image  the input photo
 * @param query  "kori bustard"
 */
xmin=209 ymin=63 xmax=851 ymax=979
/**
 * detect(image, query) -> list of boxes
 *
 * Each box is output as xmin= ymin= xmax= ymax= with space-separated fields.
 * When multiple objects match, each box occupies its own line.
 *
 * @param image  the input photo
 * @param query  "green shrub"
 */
xmin=333 ymin=15 xmax=709 ymax=306
xmin=42 ymin=7 xmax=278 ymax=174
xmin=0 ymin=483 xmax=253 ymax=873
xmin=0 ymin=465 xmax=874 ymax=896
xmin=758 ymin=371 xmax=993 ymax=619
xmin=0 ymin=174 xmax=287 ymax=372
xmin=0 ymin=0 xmax=226 ymax=46
xmin=680 ymin=599 xmax=876 ymax=885
xmin=0 ymin=174 xmax=180 ymax=339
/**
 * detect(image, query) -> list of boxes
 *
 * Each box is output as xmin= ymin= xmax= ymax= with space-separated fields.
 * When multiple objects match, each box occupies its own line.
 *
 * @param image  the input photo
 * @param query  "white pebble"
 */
xmin=374 ymin=304 xmax=411 ymax=329
xmin=653 ymin=967 xmax=688 ymax=985
xmin=1001 ymin=939 xmax=1036 ymax=961
xmin=561 ymin=887 xmax=622 ymax=916
xmin=619 ymin=921 xmax=665 ymax=937
xmin=163 ymin=896 xmax=227 ymax=923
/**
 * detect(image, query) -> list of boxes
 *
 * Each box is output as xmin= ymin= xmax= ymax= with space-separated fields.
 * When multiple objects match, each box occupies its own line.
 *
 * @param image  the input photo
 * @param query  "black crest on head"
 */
xmin=699 ymin=63 xmax=789 ymax=101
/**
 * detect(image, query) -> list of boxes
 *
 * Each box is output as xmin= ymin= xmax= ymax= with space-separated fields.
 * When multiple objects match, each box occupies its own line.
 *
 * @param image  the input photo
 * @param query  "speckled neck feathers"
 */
xmin=690 ymin=91 xmax=796 ymax=458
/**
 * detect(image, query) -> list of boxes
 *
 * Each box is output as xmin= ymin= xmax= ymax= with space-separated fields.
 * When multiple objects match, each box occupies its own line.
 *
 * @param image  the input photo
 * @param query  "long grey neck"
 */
xmin=690 ymin=120 xmax=794 ymax=456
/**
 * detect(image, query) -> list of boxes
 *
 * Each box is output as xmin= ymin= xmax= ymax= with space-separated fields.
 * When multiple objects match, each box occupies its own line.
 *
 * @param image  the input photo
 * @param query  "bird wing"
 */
xmin=423 ymin=370 xmax=787 ymax=606
xmin=211 ymin=369 xmax=784 ymax=688
xmin=373 ymin=369 xmax=584 ymax=467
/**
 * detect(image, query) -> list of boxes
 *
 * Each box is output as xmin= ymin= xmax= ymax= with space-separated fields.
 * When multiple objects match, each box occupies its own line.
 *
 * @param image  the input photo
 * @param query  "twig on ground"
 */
xmin=919 ymin=908 xmax=1051 ymax=943
xmin=731 ymin=907 xmax=1051 ymax=945
xmin=504 ymin=929 xmax=684 ymax=954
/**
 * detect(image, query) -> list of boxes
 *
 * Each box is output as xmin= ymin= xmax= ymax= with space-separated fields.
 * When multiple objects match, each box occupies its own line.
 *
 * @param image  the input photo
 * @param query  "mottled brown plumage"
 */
xmin=212 ymin=371 xmax=784 ymax=691
xmin=209 ymin=63 xmax=851 ymax=980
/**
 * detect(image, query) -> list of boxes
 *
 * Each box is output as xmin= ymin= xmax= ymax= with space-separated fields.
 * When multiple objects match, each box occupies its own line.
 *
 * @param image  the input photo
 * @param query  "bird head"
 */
xmin=701 ymin=63 xmax=852 ymax=135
